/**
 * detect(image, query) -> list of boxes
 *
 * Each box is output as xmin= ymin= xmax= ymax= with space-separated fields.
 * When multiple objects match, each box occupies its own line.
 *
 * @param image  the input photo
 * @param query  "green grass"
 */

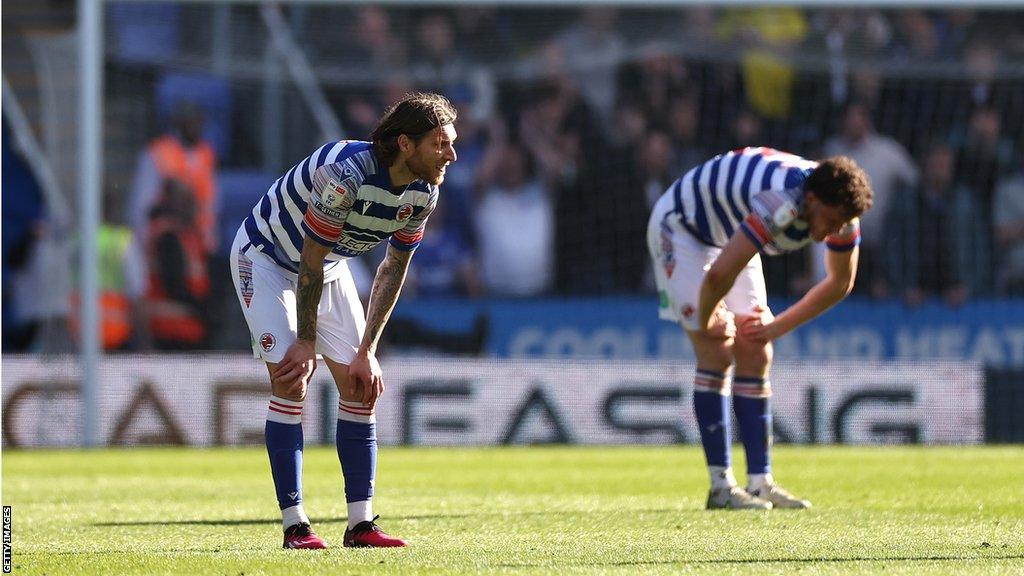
xmin=3 ymin=446 xmax=1023 ymax=575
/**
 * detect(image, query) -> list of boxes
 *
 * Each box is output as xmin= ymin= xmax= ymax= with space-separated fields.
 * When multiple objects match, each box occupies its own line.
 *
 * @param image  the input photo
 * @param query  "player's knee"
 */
xmin=271 ymin=378 xmax=306 ymax=402
xmin=700 ymin=340 xmax=735 ymax=373
xmin=735 ymin=337 xmax=772 ymax=371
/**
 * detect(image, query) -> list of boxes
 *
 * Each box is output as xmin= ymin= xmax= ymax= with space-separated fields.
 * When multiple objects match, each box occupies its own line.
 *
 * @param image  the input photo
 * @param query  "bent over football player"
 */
xmin=647 ymin=148 xmax=872 ymax=510
xmin=230 ymin=93 xmax=457 ymax=547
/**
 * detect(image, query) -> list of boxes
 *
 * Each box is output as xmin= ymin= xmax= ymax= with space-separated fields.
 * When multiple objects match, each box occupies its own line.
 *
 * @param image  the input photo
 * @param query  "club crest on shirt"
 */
xmin=396 ymin=203 xmax=414 ymax=222
xmin=260 ymin=332 xmax=276 ymax=352
xmin=682 ymin=304 xmax=696 ymax=319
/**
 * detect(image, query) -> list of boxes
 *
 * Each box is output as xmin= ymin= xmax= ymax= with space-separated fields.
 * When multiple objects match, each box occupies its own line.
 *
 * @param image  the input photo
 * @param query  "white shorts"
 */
xmin=229 ymin=227 xmax=365 ymax=365
xmin=647 ymin=205 xmax=767 ymax=332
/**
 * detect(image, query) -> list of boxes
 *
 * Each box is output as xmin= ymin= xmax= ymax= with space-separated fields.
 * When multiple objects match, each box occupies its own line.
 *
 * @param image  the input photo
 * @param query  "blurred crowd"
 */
xmin=4 ymin=5 xmax=1024 ymax=353
xmin=314 ymin=6 xmax=1024 ymax=305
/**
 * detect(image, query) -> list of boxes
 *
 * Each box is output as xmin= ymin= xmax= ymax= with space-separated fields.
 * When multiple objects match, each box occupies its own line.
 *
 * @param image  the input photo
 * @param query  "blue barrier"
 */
xmin=392 ymin=297 xmax=1024 ymax=367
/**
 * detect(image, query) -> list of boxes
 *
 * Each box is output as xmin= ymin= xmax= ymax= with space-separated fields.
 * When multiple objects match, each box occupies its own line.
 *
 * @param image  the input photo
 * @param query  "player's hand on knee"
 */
xmin=705 ymin=305 xmax=736 ymax=341
xmin=365 ymin=374 xmax=384 ymax=411
xmin=273 ymin=340 xmax=317 ymax=395
xmin=739 ymin=305 xmax=776 ymax=344
xmin=349 ymin=350 xmax=384 ymax=409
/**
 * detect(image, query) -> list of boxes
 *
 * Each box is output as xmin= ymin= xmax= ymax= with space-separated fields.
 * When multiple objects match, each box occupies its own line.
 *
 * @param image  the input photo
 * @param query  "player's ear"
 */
xmin=397 ymin=134 xmax=414 ymax=154
xmin=804 ymin=189 xmax=819 ymax=208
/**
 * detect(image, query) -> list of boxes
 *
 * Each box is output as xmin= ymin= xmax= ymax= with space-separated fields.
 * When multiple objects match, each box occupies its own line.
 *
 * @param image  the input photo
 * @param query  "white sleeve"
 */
xmin=129 ymin=152 xmax=162 ymax=239
xmin=122 ymin=237 xmax=148 ymax=299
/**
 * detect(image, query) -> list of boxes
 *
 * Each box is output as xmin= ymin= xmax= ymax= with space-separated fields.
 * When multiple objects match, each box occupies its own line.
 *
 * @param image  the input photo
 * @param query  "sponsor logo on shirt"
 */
xmin=335 ymin=236 xmax=379 ymax=253
xmin=322 ymin=179 xmax=347 ymax=208
xmin=313 ymin=199 xmax=343 ymax=219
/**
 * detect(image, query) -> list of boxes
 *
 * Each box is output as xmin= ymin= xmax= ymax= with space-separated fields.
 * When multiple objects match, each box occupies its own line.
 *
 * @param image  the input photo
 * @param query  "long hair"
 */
xmin=370 ymin=92 xmax=457 ymax=166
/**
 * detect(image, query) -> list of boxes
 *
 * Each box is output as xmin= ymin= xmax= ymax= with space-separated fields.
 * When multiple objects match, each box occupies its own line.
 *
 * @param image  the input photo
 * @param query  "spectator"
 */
xmin=636 ymin=131 xmax=677 ymax=210
xmin=823 ymin=100 xmax=919 ymax=297
xmin=145 ymin=179 xmax=211 ymax=350
xmin=715 ymin=7 xmax=809 ymax=120
xmin=347 ymin=6 xmax=407 ymax=69
xmin=634 ymin=131 xmax=678 ymax=293
xmin=963 ymin=36 xmax=1000 ymax=107
xmin=513 ymin=63 xmax=617 ymax=293
xmin=340 ymin=75 xmax=414 ymax=149
xmin=556 ymin=7 xmax=626 ymax=124
xmin=951 ymin=105 xmax=1017 ymax=211
xmin=665 ymin=92 xmax=708 ymax=174
xmin=725 ymin=107 xmax=766 ymax=150
xmin=618 ymin=46 xmax=690 ymax=122
xmin=936 ymin=9 xmax=977 ymax=55
xmin=2 ymin=118 xmax=47 ymax=351
xmin=437 ymin=86 xmax=488 ymax=245
xmin=452 ymin=7 xmax=512 ymax=59
xmin=596 ymin=102 xmax=655 ymax=293
xmin=888 ymin=143 xmax=987 ymax=307
xmin=678 ymin=7 xmax=719 ymax=48
xmin=411 ymin=13 xmax=473 ymax=89
xmin=2 ymin=109 xmax=74 ymax=354
xmin=406 ymin=202 xmax=482 ymax=298
xmin=69 ymin=193 xmax=150 ymax=352
xmin=607 ymin=99 xmax=648 ymax=154
xmin=891 ymin=10 xmax=945 ymax=62
xmin=815 ymin=10 xmax=892 ymax=104
xmin=129 ymin=100 xmax=219 ymax=254
xmin=960 ymin=37 xmax=1023 ymax=140
xmin=848 ymin=70 xmax=884 ymax=111
xmin=474 ymin=142 xmax=554 ymax=297
xmin=993 ymin=150 xmax=1024 ymax=295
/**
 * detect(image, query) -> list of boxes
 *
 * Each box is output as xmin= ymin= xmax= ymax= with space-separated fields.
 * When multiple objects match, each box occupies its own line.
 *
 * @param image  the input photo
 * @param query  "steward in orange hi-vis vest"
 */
xmin=149 ymin=134 xmax=217 ymax=252
xmin=145 ymin=180 xmax=211 ymax=348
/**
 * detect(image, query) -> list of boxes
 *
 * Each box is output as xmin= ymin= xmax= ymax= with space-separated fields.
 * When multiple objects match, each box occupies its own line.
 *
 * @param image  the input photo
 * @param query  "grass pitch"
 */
xmin=4 ymin=445 xmax=1022 ymax=575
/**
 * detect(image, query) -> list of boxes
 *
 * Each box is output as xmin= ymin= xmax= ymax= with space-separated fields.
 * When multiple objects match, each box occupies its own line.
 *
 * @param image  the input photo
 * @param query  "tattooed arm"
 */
xmin=347 ymin=244 xmax=414 ymax=407
xmin=296 ymin=240 xmax=332 ymax=341
xmin=362 ymin=244 xmax=413 ymax=354
xmin=272 ymin=239 xmax=332 ymax=395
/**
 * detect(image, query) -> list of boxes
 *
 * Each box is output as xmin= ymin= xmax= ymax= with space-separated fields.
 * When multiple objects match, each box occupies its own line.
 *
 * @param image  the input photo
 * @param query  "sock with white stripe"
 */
xmin=693 ymin=368 xmax=733 ymax=488
xmin=265 ymin=396 xmax=308 ymax=529
xmin=733 ymin=376 xmax=773 ymax=479
xmin=336 ymin=400 xmax=376 ymax=529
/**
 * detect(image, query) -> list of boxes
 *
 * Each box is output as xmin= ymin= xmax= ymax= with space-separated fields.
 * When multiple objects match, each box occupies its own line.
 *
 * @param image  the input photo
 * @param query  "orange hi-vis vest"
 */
xmin=149 ymin=135 xmax=217 ymax=251
xmin=69 ymin=225 xmax=134 ymax=350
xmin=146 ymin=217 xmax=211 ymax=344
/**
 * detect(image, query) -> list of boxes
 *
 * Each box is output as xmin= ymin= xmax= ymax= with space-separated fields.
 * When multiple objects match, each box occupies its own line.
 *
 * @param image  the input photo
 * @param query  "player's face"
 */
xmin=806 ymin=192 xmax=849 ymax=242
xmin=407 ymin=124 xmax=458 ymax=185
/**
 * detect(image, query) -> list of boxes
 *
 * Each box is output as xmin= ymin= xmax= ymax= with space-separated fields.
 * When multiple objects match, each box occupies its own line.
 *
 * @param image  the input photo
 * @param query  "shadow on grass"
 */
xmin=493 ymin=554 xmax=1024 ymax=568
xmin=20 ymin=550 xmax=1024 ymax=564
xmin=95 ymin=517 xmax=334 ymax=527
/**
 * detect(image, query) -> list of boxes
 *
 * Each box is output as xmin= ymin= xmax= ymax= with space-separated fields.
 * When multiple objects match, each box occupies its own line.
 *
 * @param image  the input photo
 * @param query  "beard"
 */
xmin=406 ymin=153 xmax=445 ymax=185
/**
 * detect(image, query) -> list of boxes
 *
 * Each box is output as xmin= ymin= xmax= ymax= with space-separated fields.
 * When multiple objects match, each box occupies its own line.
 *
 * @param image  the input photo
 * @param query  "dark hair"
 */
xmin=805 ymin=156 xmax=874 ymax=219
xmin=371 ymin=92 xmax=457 ymax=166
